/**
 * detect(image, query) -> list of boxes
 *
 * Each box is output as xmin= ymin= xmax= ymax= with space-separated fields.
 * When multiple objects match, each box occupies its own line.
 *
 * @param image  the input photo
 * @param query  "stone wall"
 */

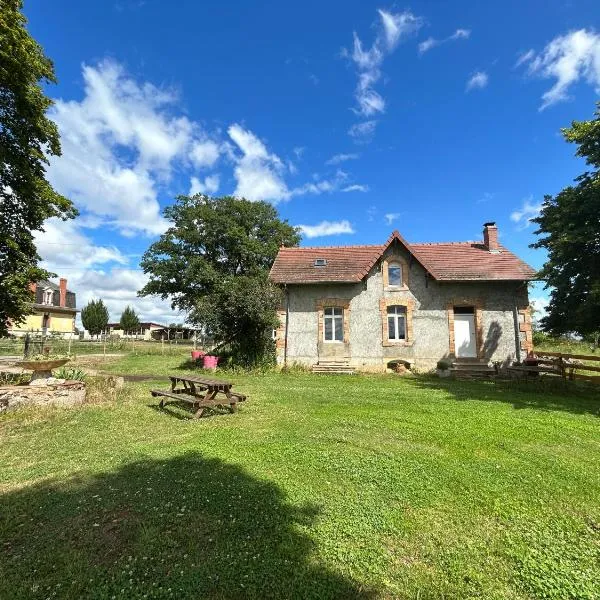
xmin=0 ymin=381 xmax=86 ymax=412
xmin=277 ymin=243 xmax=529 ymax=371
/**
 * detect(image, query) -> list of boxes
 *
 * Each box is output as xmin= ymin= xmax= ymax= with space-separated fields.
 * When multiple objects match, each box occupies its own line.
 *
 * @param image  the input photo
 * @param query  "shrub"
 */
xmin=437 ymin=358 xmax=452 ymax=371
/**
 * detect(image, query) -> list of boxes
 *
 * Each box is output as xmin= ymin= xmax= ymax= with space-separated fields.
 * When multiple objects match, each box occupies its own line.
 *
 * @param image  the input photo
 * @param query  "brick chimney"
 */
xmin=483 ymin=222 xmax=499 ymax=252
xmin=59 ymin=278 xmax=67 ymax=307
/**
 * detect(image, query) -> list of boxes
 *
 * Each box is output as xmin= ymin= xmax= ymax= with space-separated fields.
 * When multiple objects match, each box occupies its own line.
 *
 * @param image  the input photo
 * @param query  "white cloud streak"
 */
xmin=345 ymin=9 xmax=422 ymax=140
xmin=297 ymin=220 xmax=355 ymax=239
xmin=342 ymin=184 xmax=369 ymax=192
xmin=418 ymin=28 xmax=470 ymax=54
xmin=326 ymin=153 xmax=359 ymax=165
xmin=348 ymin=120 xmax=377 ymax=142
xmin=518 ymin=29 xmax=600 ymax=109
xmin=384 ymin=212 xmax=400 ymax=225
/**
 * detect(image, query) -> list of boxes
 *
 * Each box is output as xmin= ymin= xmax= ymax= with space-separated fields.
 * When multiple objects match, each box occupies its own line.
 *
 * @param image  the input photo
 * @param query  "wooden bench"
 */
xmin=151 ymin=375 xmax=247 ymax=418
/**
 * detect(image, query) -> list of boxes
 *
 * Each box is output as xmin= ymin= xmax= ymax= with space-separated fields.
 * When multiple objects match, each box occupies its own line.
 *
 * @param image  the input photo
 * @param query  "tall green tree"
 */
xmin=81 ymin=300 xmax=109 ymax=338
xmin=139 ymin=195 xmax=300 ymax=366
xmin=0 ymin=1 xmax=77 ymax=337
xmin=532 ymin=103 xmax=600 ymax=337
xmin=119 ymin=306 xmax=140 ymax=335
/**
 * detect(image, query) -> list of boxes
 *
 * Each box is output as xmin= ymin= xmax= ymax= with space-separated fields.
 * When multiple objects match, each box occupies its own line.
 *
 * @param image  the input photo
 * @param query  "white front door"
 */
xmin=454 ymin=314 xmax=476 ymax=357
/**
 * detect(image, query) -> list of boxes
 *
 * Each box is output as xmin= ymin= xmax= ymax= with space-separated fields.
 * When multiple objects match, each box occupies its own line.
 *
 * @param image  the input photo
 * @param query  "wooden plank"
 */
xmin=572 ymin=364 xmax=600 ymax=373
xmin=535 ymin=351 xmax=600 ymax=362
xmin=572 ymin=373 xmax=600 ymax=383
xmin=507 ymin=366 xmax=561 ymax=374
xmin=151 ymin=389 xmax=190 ymax=399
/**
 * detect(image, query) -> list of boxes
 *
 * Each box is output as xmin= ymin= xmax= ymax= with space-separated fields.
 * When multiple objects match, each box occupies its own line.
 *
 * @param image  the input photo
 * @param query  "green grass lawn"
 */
xmin=1 ymin=354 xmax=599 ymax=599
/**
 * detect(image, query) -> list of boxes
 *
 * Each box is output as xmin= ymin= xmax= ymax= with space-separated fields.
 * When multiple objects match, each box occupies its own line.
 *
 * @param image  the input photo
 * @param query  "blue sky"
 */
xmin=25 ymin=0 xmax=600 ymax=323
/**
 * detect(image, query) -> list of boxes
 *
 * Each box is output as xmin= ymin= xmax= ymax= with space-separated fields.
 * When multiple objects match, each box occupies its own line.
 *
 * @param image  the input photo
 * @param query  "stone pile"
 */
xmin=0 ymin=380 xmax=86 ymax=412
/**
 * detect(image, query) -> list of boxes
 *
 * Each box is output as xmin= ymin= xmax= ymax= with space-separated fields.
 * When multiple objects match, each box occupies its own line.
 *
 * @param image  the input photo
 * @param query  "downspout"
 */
xmin=513 ymin=302 xmax=522 ymax=364
xmin=283 ymin=285 xmax=290 ymax=367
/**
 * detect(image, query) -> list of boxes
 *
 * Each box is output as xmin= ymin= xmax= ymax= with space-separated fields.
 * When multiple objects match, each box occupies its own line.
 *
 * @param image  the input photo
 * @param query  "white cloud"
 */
xmin=530 ymin=296 xmax=549 ymax=325
xmin=520 ymin=29 xmax=600 ymax=109
xmin=342 ymin=184 xmax=369 ymax=192
xmin=510 ymin=197 xmax=543 ymax=229
xmin=227 ymin=123 xmax=290 ymax=202
xmin=73 ymin=268 xmax=185 ymax=327
xmin=515 ymin=49 xmax=535 ymax=68
xmin=452 ymin=29 xmax=471 ymax=40
xmin=190 ymin=140 xmax=221 ymax=168
xmin=297 ymin=220 xmax=355 ymax=239
xmin=345 ymin=9 xmax=423 ymax=123
xmin=47 ymin=60 xmax=224 ymax=236
xmin=466 ymin=71 xmax=489 ymax=91
xmin=348 ymin=120 xmax=377 ymax=142
xmin=384 ymin=212 xmax=400 ymax=225
xmin=189 ymin=174 xmax=220 ymax=195
xmin=418 ymin=38 xmax=438 ymax=54
xmin=33 ymin=219 xmax=186 ymax=326
xmin=34 ymin=218 xmax=128 ymax=270
xmin=227 ymin=124 xmax=356 ymax=202
xmin=326 ymin=153 xmax=360 ymax=165
xmin=418 ymin=28 xmax=470 ymax=54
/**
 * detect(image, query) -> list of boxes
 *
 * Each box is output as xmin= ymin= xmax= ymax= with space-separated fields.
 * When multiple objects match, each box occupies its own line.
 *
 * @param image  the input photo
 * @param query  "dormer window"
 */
xmin=314 ymin=258 xmax=327 ymax=267
xmin=388 ymin=262 xmax=402 ymax=287
xmin=43 ymin=288 xmax=53 ymax=305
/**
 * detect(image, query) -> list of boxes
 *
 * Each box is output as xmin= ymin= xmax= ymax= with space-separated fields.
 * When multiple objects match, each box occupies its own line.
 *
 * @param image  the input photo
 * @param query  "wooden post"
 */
xmin=103 ymin=331 xmax=106 ymax=359
xmin=161 ymin=336 xmax=164 ymax=355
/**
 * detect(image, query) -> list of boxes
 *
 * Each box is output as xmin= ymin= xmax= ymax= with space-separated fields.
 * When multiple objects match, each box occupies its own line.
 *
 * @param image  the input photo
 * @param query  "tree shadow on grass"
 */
xmin=0 ymin=453 xmax=376 ymax=600
xmin=411 ymin=375 xmax=600 ymax=417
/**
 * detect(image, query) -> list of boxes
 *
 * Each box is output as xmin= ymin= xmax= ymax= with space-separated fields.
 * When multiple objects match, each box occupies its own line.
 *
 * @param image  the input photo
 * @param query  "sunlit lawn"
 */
xmin=0 ymin=353 xmax=598 ymax=599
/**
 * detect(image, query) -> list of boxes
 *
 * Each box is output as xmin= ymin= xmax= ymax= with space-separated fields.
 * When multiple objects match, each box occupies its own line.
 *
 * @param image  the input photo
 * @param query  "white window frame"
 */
xmin=387 ymin=305 xmax=407 ymax=341
xmin=323 ymin=307 xmax=344 ymax=343
xmin=43 ymin=288 xmax=53 ymax=305
xmin=388 ymin=262 xmax=403 ymax=287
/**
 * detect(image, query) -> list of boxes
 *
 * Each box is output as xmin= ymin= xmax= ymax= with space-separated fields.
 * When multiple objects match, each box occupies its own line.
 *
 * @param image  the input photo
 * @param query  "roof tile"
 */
xmin=269 ymin=232 xmax=537 ymax=283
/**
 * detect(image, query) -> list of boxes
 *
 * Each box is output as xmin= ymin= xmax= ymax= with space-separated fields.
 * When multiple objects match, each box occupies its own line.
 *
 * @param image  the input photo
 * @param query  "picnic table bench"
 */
xmin=151 ymin=375 xmax=247 ymax=418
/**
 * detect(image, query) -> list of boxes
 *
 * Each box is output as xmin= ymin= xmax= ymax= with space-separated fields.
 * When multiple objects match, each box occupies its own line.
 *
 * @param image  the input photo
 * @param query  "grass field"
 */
xmin=1 ymin=352 xmax=599 ymax=599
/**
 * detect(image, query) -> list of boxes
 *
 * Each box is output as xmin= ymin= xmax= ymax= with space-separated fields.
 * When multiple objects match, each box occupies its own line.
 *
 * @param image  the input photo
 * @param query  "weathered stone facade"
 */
xmin=276 ymin=245 xmax=530 ymax=372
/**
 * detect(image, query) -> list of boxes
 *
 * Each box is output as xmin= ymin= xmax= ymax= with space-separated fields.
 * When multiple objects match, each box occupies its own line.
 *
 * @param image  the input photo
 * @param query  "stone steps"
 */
xmin=312 ymin=361 xmax=356 ymax=375
xmin=450 ymin=360 xmax=496 ymax=379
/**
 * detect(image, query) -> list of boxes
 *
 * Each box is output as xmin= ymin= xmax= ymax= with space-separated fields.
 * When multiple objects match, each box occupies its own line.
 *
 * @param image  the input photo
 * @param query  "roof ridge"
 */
xmin=412 ymin=240 xmax=483 ymax=246
xmin=281 ymin=244 xmax=383 ymax=250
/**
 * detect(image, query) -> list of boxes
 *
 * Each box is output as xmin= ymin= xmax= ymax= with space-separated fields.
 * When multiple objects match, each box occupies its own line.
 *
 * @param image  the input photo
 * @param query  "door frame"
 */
xmin=447 ymin=300 xmax=484 ymax=359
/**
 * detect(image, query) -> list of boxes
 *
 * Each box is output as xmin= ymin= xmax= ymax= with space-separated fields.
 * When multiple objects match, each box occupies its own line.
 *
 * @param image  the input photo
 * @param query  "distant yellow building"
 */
xmin=9 ymin=278 xmax=78 ymax=338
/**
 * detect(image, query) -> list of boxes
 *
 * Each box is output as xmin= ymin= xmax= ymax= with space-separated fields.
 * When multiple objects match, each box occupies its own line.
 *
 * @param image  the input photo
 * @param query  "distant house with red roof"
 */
xmin=269 ymin=222 xmax=537 ymax=372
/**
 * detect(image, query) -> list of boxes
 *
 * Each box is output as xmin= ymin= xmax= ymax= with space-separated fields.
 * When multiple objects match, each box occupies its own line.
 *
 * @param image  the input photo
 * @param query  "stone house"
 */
xmin=269 ymin=223 xmax=536 ymax=372
xmin=9 ymin=278 xmax=78 ymax=338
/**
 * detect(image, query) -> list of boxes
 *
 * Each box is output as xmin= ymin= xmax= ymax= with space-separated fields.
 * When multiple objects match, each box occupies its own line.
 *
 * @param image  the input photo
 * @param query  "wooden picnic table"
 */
xmin=151 ymin=374 xmax=246 ymax=418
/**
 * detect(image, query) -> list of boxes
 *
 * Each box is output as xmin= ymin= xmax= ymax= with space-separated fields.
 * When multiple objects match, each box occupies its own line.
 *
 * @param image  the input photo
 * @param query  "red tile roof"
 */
xmin=269 ymin=231 xmax=537 ymax=283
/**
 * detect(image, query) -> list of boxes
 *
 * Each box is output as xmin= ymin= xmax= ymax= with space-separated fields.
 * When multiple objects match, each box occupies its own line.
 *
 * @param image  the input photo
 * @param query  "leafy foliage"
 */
xmin=0 ymin=1 xmax=77 ymax=336
xmin=532 ymin=103 xmax=600 ymax=337
xmin=119 ymin=305 xmax=140 ymax=334
xmin=54 ymin=366 xmax=86 ymax=381
xmin=81 ymin=299 xmax=109 ymax=337
xmin=139 ymin=195 xmax=300 ymax=366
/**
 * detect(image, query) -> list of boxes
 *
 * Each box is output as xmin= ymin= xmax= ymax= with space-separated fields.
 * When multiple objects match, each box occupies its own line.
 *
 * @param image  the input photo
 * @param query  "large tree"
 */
xmin=81 ymin=300 xmax=109 ymax=338
xmin=139 ymin=195 xmax=300 ymax=366
xmin=119 ymin=306 xmax=140 ymax=335
xmin=0 ymin=1 xmax=76 ymax=336
xmin=532 ymin=103 xmax=600 ymax=337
